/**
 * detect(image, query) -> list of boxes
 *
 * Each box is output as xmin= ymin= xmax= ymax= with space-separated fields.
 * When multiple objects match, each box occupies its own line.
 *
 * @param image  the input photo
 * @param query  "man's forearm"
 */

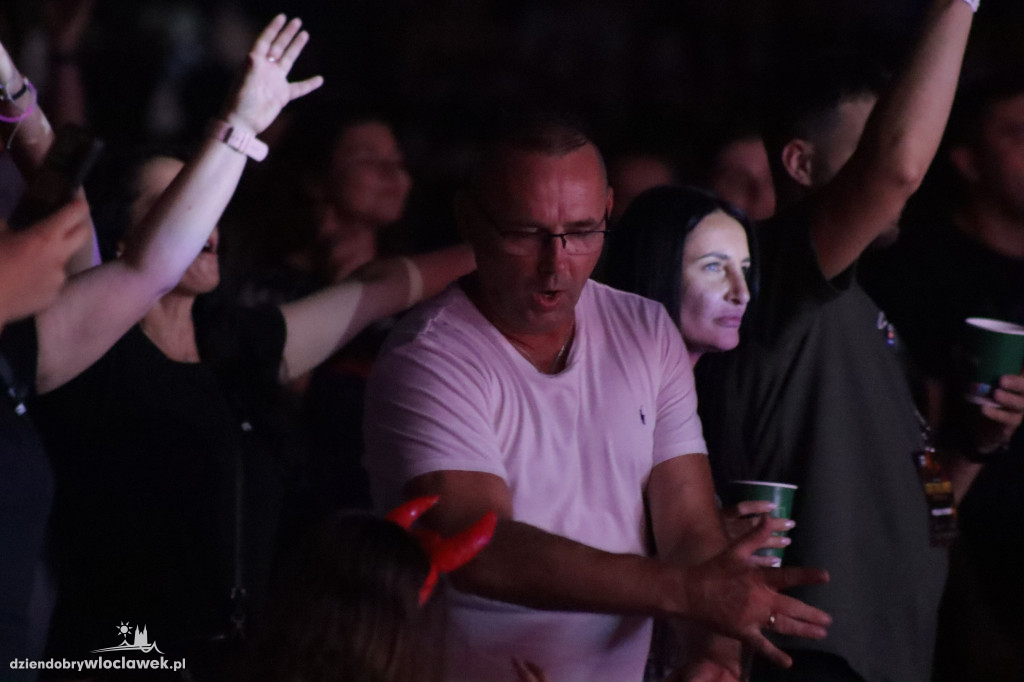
xmin=451 ymin=518 xmax=685 ymax=617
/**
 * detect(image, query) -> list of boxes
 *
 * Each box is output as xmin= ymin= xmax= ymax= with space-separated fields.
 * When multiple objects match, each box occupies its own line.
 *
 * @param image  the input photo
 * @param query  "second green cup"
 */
xmin=726 ymin=480 xmax=798 ymax=563
xmin=963 ymin=317 xmax=1024 ymax=405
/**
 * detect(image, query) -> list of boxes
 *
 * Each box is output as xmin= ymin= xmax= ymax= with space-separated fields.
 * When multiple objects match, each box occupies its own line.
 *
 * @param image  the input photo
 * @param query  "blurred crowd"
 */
xmin=3 ymin=1 xmax=1024 ymax=681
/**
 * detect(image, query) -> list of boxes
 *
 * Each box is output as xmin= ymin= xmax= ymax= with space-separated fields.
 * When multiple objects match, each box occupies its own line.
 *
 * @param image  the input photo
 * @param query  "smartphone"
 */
xmin=7 ymin=123 xmax=103 ymax=231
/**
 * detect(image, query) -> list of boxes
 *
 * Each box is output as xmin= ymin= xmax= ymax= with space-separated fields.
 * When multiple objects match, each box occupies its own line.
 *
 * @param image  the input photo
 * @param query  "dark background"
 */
xmin=3 ymin=0 xmax=1023 ymax=248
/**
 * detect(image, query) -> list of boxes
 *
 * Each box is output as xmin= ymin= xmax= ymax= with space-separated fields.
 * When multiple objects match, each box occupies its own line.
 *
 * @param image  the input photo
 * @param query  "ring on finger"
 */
xmin=767 ymin=613 xmax=777 ymax=629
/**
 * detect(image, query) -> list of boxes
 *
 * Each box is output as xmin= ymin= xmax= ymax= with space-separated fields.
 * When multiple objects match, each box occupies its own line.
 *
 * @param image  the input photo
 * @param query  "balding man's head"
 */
xmin=468 ymin=117 xmax=609 ymax=202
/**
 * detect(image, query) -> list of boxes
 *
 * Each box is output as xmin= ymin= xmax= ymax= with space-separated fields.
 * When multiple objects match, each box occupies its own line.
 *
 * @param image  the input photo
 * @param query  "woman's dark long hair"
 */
xmin=241 ymin=512 xmax=445 ymax=682
xmin=602 ymin=185 xmax=758 ymax=330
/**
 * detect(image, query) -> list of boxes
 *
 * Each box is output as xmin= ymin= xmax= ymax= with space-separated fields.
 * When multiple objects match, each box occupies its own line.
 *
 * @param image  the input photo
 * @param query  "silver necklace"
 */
xmin=508 ymin=319 xmax=576 ymax=374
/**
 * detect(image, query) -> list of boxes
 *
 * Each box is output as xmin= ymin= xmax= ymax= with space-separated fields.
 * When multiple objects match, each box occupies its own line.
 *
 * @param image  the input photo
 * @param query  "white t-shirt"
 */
xmin=365 ymin=280 xmax=707 ymax=682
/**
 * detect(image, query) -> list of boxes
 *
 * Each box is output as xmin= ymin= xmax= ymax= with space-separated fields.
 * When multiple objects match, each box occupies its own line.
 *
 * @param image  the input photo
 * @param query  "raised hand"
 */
xmin=679 ymin=521 xmax=831 ymax=669
xmin=221 ymin=14 xmax=324 ymax=134
xmin=0 ymin=199 xmax=90 ymax=325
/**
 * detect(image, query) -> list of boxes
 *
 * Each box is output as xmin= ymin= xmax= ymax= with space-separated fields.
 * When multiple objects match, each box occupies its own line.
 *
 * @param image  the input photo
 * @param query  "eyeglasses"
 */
xmin=471 ymin=198 xmax=610 ymax=256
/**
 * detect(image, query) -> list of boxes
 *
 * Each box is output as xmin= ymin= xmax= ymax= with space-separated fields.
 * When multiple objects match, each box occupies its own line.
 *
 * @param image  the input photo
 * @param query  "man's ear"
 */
xmin=780 ymin=139 xmax=815 ymax=188
xmin=605 ymin=186 xmax=614 ymax=221
xmin=949 ymin=145 xmax=980 ymax=185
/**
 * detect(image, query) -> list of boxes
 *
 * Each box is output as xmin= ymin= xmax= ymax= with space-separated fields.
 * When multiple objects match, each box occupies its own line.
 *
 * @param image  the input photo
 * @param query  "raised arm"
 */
xmin=0 ymin=31 xmax=98 ymax=272
xmin=405 ymin=467 xmax=830 ymax=670
xmin=277 ymin=244 xmax=475 ymax=381
xmin=811 ymin=0 xmax=974 ymax=279
xmin=34 ymin=14 xmax=322 ymax=393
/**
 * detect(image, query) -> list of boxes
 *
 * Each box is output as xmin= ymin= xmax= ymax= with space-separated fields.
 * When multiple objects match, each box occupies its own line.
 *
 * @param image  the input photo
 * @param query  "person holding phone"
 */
xmin=0 ymin=14 xmax=322 ymax=674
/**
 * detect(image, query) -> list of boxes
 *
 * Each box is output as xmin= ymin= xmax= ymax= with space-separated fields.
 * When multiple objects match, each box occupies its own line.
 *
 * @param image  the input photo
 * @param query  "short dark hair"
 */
xmin=88 ymin=143 xmax=192 ymax=262
xmin=602 ymin=185 xmax=758 ymax=331
xmin=761 ymin=51 xmax=889 ymax=173
xmin=467 ymin=112 xmax=606 ymax=196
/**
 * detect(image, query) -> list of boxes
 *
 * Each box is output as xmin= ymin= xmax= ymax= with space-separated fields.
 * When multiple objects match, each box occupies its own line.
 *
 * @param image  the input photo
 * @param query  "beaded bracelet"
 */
xmin=0 ymin=78 xmax=37 ymax=124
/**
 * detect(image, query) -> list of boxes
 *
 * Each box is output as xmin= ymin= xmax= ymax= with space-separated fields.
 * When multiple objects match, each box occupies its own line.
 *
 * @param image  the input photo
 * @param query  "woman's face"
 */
xmin=326 ymin=121 xmax=412 ymax=227
xmin=679 ymin=211 xmax=751 ymax=354
xmin=127 ymin=157 xmax=220 ymax=296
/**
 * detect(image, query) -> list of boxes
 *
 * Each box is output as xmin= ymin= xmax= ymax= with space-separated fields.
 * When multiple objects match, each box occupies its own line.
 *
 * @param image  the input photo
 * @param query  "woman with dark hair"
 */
xmin=604 ymin=185 xmax=756 ymax=366
xmin=604 ymin=186 xmax=775 ymax=681
xmin=0 ymin=13 xmax=322 ymax=672
xmin=32 ymin=145 xmax=472 ymax=674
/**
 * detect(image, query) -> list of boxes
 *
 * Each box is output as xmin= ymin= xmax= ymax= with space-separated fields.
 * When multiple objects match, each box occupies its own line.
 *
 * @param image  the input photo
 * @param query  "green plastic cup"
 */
xmin=963 ymin=318 xmax=1024 ymax=406
xmin=726 ymin=480 xmax=798 ymax=562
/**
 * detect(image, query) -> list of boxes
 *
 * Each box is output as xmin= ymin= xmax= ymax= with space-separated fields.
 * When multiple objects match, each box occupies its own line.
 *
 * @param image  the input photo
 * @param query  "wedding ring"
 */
xmin=767 ymin=613 xmax=777 ymax=629
xmin=267 ymin=56 xmax=277 ymax=63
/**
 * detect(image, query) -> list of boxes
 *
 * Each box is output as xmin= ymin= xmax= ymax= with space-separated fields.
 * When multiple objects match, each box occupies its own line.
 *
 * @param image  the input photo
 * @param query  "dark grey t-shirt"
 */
xmin=696 ymin=208 xmax=948 ymax=682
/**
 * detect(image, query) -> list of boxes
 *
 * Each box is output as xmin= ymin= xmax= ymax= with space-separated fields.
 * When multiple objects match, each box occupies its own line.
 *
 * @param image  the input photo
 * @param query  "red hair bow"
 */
xmin=386 ymin=495 xmax=498 ymax=605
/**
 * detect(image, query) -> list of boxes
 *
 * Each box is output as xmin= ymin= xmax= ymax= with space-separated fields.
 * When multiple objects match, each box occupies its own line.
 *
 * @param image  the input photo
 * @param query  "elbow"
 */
xmin=887 ymin=159 xmax=928 ymax=196
xmin=866 ymin=136 xmax=929 ymax=197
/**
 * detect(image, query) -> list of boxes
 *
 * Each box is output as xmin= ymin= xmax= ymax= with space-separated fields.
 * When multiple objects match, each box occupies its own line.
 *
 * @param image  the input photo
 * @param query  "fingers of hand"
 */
xmin=749 ymin=554 xmax=782 ymax=568
xmin=267 ymin=18 xmax=303 ymax=64
xmin=764 ymin=591 xmax=832 ymax=630
xmin=734 ymin=501 xmax=778 ymax=517
xmin=764 ymin=609 xmax=828 ymax=640
xmin=760 ymin=516 xmax=795 ymax=534
xmin=252 ymin=14 xmax=287 ymax=57
xmin=746 ymin=633 xmax=793 ymax=670
xmin=730 ymin=516 xmax=777 ymax=559
xmin=288 ymin=75 xmax=324 ymax=102
xmin=278 ymin=28 xmax=310 ymax=71
xmin=979 ymin=401 xmax=1021 ymax=432
xmin=999 ymin=373 xmax=1024 ymax=392
xmin=987 ymin=385 xmax=1024 ymax=415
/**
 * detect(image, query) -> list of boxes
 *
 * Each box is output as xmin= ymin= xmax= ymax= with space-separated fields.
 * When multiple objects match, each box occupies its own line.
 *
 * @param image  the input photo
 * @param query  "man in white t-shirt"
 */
xmin=365 ymin=119 xmax=831 ymax=682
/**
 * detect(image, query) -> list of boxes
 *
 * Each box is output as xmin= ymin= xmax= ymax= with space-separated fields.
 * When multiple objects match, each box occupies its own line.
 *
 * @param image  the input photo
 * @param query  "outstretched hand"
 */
xmin=680 ymin=520 xmax=831 ymax=669
xmin=220 ymin=14 xmax=324 ymax=134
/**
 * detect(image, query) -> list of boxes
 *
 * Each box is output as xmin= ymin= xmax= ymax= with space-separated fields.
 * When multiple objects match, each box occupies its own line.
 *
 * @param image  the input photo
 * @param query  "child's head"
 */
xmin=247 ymin=511 xmax=443 ymax=682
xmin=245 ymin=499 xmax=496 ymax=682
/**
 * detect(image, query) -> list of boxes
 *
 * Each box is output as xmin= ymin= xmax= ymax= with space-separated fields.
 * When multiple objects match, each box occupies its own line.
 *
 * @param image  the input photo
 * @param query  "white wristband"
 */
xmin=959 ymin=0 xmax=979 ymax=13
xmin=207 ymin=119 xmax=268 ymax=162
xmin=400 ymin=256 xmax=424 ymax=308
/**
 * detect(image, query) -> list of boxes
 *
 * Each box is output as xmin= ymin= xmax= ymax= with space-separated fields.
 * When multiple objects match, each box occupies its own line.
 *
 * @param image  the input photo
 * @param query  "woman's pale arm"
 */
xmin=278 ymin=243 xmax=475 ymax=381
xmin=35 ymin=14 xmax=322 ymax=393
